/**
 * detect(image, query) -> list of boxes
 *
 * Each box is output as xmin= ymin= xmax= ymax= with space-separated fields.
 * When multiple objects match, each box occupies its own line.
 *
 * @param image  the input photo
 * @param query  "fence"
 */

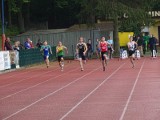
xmin=19 ymin=46 xmax=56 ymax=67
xmin=11 ymin=29 xmax=113 ymax=58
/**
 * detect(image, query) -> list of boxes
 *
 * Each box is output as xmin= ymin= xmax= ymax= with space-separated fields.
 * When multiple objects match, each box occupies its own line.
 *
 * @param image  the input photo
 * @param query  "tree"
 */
xmin=78 ymin=0 xmax=156 ymax=55
xmin=7 ymin=0 xmax=31 ymax=33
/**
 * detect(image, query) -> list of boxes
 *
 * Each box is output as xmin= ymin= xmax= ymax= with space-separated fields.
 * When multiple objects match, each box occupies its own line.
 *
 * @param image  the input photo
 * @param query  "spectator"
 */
xmin=149 ymin=34 xmax=157 ymax=57
xmin=29 ymin=40 xmax=34 ymax=48
xmin=4 ymin=37 xmax=13 ymax=50
xmin=24 ymin=38 xmax=31 ymax=49
xmin=96 ymin=38 xmax=101 ymax=60
xmin=13 ymin=41 xmax=20 ymax=68
xmin=86 ymin=39 xmax=92 ymax=59
xmin=18 ymin=41 xmax=24 ymax=50
xmin=143 ymin=33 xmax=150 ymax=52
xmin=137 ymin=35 xmax=144 ymax=57
xmin=36 ymin=39 xmax=43 ymax=48
xmin=13 ymin=41 xmax=20 ymax=51
xmin=107 ymin=36 xmax=114 ymax=59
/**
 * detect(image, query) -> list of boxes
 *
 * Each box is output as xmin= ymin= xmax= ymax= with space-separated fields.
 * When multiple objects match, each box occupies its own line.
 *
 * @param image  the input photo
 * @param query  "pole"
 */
xmin=1 ymin=0 xmax=5 ymax=50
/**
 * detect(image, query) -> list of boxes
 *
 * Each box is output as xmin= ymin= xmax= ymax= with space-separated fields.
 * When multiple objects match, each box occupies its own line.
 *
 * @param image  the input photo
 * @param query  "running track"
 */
xmin=0 ymin=58 xmax=160 ymax=120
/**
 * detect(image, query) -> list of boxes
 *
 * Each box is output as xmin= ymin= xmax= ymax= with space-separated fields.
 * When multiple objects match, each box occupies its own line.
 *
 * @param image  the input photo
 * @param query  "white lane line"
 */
xmin=59 ymin=63 xmax=125 ymax=120
xmin=0 ymin=69 xmax=57 ymax=88
xmin=2 ymin=66 xmax=101 ymax=120
xmin=0 ymin=67 xmax=79 ymax=100
xmin=119 ymin=59 xmax=145 ymax=120
xmin=0 ymin=61 xmax=97 ymax=99
xmin=0 ymin=63 xmax=73 ymax=88
xmin=0 ymin=63 xmax=57 ymax=79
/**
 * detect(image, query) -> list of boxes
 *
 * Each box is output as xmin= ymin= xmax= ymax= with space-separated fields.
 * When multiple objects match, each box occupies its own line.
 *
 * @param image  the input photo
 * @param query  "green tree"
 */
xmin=7 ymin=0 xmax=30 ymax=33
xmin=78 ymin=0 xmax=156 ymax=55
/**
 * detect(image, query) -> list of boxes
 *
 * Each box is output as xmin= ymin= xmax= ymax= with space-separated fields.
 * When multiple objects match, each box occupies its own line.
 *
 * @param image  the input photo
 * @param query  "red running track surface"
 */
xmin=0 ymin=57 xmax=160 ymax=120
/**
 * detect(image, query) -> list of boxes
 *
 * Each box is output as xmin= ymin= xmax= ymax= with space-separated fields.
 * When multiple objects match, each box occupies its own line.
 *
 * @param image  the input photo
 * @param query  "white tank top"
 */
xmin=128 ymin=41 xmax=135 ymax=51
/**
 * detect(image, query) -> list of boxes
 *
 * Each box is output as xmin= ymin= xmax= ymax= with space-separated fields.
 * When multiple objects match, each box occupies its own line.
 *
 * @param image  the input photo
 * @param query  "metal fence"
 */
xmin=11 ymin=29 xmax=113 ymax=57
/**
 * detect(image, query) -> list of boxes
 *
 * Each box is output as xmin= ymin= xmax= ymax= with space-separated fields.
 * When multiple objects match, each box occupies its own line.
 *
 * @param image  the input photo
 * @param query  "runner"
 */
xmin=76 ymin=37 xmax=88 ymax=71
xmin=99 ymin=37 xmax=108 ymax=71
xmin=56 ymin=41 xmax=68 ymax=71
xmin=127 ymin=36 xmax=137 ymax=68
xmin=40 ymin=41 xmax=52 ymax=68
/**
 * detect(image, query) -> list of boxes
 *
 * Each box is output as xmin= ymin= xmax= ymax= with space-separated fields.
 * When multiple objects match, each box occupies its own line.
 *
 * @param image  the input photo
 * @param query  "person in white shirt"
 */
xmin=127 ymin=36 xmax=137 ymax=68
xmin=107 ymin=36 xmax=114 ymax=59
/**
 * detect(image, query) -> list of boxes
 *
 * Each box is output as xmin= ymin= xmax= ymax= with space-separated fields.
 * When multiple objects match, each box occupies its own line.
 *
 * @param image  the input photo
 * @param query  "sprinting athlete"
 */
xmin=40 ymin=41 xmax=52 ymax=68
xmin=127 ymin=36 xmax=137 ymax=68
xmin=56 ymin=41 xmax=68 ymax=71
xmin=76 ymin=37 xmax=88 ymax=71
xmin=99 ymin=37 xmax=108 ymax=71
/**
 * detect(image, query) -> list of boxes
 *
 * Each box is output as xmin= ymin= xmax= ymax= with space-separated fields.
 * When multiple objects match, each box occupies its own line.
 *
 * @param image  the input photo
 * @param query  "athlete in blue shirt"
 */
xmin=40 ymin=41 xmax=52 ymax=68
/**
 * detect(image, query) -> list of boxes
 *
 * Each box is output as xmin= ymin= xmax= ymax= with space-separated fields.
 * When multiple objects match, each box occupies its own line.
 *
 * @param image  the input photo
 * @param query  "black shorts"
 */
xmin=101 ymin=51 xmax=107 ymax=60
xmin=128 ymin=50 xmax=135 ymax=56
xmin=58 ymin=55 xmax=63 ymax=62
xmin=108 ymin=47 xmax=112 ymax=52
xmin=43 ymin=55 xmax=49 ymax=60
xmin=79 ymin=53 xmax=86 ymax=60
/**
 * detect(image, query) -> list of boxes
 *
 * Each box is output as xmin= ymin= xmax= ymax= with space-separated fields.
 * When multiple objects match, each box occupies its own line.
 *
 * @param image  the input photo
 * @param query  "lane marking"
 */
xmin=0 ymin=61 xmax=99 ymax=99
xmin=119 ymin=59 xmax=145 ymax=120
xmin=0 ymin=62 xmax=57 ymax=79
xmin=0 ymin=67 xmax=79 ymax=100
xmin=2 ymin=66 xmax=101 ymax=120
xmin=0 ymin=62 xmax=75 ymax=88
xmin=59 ymin=63 xmax=125 ymax=120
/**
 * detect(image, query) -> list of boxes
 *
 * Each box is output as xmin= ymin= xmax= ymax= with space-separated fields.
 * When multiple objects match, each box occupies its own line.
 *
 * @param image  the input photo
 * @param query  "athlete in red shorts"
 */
xmin=99 ymin=37 xmax=108 ymax=71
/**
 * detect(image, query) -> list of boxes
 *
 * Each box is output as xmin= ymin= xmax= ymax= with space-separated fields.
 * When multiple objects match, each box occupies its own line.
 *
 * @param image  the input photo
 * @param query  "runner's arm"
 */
xmin=84 ymin=43 xmax=88 ymax=54
xmin=49 ymin=46 xmax=52 ymax=54
xmin=64 ymin=46 xmax=68 ymax=54
xmin=76 ymin=44 xmax=79 ymax=54
xmin=56 ymin=46 xmax=59 ymax=53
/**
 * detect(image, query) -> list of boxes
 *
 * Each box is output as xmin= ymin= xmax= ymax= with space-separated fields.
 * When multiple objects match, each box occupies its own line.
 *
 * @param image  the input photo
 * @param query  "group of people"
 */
xmin=40 ymin=36 xmax=114 ymax=72
xmin=4 ymin=34 xmax=158 ymax=71
xmin=4 ymin=37 xmax=44 ymax=51
xmin=132 ymin=34 xmax=157 ymax=57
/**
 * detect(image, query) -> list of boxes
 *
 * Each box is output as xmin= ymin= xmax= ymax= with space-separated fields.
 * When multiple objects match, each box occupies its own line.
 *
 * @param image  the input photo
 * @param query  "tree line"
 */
xmin=1 ymin=0 xmax=159 ymax=54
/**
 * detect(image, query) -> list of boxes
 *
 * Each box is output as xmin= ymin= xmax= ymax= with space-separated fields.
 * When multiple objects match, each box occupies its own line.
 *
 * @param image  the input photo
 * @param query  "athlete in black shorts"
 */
xmin=127 ymin=36 xmax=137 ymax=68
xmin=76 ymin=37 xmax=88 ymax=71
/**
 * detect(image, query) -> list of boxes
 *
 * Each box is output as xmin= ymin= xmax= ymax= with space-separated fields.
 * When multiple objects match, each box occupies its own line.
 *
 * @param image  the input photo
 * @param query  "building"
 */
xmin=142 ymin=11 xmax=160 ymax=44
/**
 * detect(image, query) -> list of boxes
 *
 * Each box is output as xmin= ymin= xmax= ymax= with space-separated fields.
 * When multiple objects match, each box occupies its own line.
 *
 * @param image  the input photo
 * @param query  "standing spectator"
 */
xmin=86 ymin=39 xmax=92 ymax=59
xmin=4 ymin=37 xmax=13 ymax=50
xmin=137 ymin=35 xmax=144 ymax=57
xmin=24 ymin=38 xmax=31 ymax=49
xmin=36 ymin=39 xmax=43 ymax=48
xmin=13 ymin=41 xmax=20 ymax=51
xmin=149 ymin=34 xmax=157 ymax=57
xmin=17 ymin=41 xmax=24 ymax=50
xmin=96 ymin=38 xmax=101 ymax=60
xmin=29 ymin=40 xmax=34 ymax=48
xmin=13 ymin=41 xmax=20 ymax=68
xmin=143 ymin=33 xmax=150 ymax=52
xmin=107 ymin=36 xmax=114 ymax=59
